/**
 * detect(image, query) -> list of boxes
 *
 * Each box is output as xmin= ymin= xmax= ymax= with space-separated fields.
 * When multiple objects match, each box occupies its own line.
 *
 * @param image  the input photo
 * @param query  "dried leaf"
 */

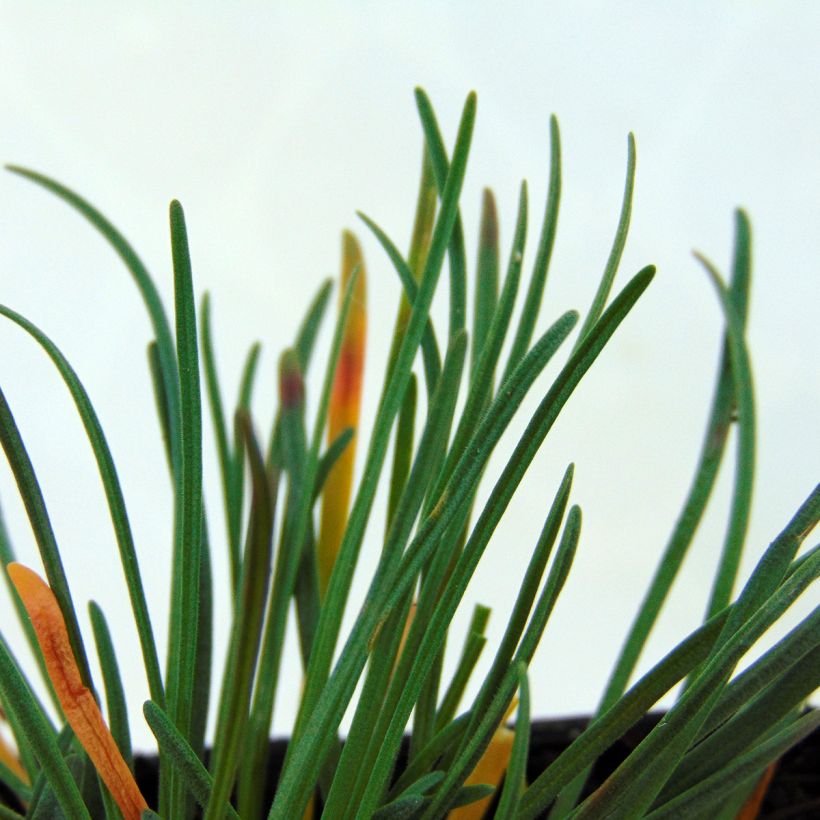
xmin=7 ymin=563 xmax=147 ymax=820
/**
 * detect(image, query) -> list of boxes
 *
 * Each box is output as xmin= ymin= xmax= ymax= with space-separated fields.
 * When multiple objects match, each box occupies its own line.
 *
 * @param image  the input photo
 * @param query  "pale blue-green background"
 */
xmin=0 ymin=3 xmax=817 ymax=750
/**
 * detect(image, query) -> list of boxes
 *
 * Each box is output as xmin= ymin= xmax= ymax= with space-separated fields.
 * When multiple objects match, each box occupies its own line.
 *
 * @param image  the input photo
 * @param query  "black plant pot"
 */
xmin=3 ymin=713 xmax=817 ymax=817
xmin=135 ymin=712 xmax=819 ymax=818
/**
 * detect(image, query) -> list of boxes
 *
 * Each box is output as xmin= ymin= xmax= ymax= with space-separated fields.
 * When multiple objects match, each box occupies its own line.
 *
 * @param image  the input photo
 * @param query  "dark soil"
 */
xmin=3 ymin=712 xmax=817 ymax=817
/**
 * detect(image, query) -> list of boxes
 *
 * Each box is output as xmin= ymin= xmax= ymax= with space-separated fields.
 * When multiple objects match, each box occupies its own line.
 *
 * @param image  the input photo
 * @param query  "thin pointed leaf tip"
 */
xmin=317 ymin=230 xmax=367 ymax=595
xmin=7 ymin=563 xmax=148 ymax=820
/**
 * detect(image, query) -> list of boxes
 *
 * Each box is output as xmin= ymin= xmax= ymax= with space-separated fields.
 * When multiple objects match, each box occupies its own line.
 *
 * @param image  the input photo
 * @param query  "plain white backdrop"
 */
xmin=0 ymin=3 xmax=817 ymax=751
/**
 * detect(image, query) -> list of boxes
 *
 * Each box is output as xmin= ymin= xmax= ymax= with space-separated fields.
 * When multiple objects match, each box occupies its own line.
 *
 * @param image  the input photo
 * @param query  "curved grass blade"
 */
xmin=278 ymin=335 xmax=472 ymax=816
xmin=399 ymin=275 xmax=646 ymax=783
xmin=0 ymin=805 xmax=24 ymax=819
xmin=165 ymin=200 xmax=203 ymax=820
xmin=6 ymin=565 xmax=145 ymax=819
xmin=143 ymin=701 xmax=240 ymax=820
xmin=696 ymin=251 xmax=756 ymax=622
xmin=502 ymin=115 xmax=561 ymax=382
xmin=414 ymin=88 xmax=468 ymax=338
xmin=0 ymin=305 xmax=164 ymax=707
xmin=599 ymin=210 xmax=752 ymax=709
xmin=550 ymin=209 xmax=752 ymax=818
xmin=571 ymin=132 xmax=636 ymax=352
xmin=88 ymin=602 xmax=132 ymax=772
xmin=205 ymin=413 xmax=277 ymax=820
xmin=0 ymin=388 xmax=92 ymax=689
xmin=295 ymin=278 xmax=334 ymax=370
xmin=328 ymin=349 xmax=471 ymax=818
xmin=411 ymin=181 xmax=528 ymax=603
xmin=5 ymin=166 xmax=181 ymax=476
xmin=317 ymin=231 xmax=367 ymax=597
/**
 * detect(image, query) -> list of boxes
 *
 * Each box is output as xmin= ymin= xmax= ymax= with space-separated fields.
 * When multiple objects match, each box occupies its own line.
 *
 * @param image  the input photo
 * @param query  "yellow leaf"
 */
xmin=448 ymin=697 xmax=520 ymax=819
xmin=448 ymin=725 xmax=515 ymax=819
xmin=317 ymin=230 xmax=367 ymax=596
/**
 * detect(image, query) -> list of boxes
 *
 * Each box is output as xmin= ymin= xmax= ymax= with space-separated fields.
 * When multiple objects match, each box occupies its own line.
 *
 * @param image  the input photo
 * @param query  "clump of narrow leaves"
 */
xmin=0 ymin=88 xmax=817 ymax=820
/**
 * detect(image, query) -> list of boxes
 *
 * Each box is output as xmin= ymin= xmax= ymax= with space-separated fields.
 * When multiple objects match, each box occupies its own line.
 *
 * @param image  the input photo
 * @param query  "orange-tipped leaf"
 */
xmin=317 ymin=230 xmax=366 ymax=596
xmin=7 ymin=563 xmax=148 ymax=820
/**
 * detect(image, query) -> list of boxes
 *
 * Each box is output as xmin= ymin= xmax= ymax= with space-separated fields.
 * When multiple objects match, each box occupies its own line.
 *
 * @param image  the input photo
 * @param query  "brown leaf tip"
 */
xmin=480 ymin=188 xmax=498 ymax=249
xmin=279 ymin=349 xmax=304 ymax=409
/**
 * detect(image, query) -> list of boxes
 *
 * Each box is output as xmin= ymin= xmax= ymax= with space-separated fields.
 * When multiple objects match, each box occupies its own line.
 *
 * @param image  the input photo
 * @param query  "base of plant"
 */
xmin=54 ymin=711 xmax=810 ymax=819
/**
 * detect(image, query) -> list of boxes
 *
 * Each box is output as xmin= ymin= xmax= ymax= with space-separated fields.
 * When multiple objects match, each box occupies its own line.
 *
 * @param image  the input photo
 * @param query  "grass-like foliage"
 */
xmin=0 ymin=89 xmax=817 ymax=819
